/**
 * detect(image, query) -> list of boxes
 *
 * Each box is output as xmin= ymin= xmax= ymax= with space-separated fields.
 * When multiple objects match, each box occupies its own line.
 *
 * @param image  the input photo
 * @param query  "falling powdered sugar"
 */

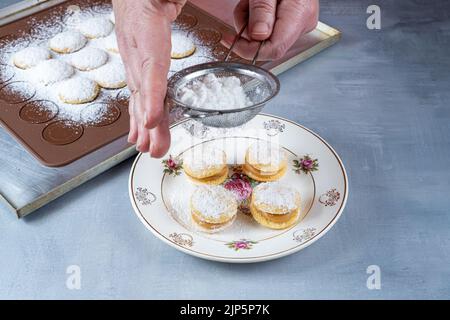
xmin=247 ymin=142 xmax=286 ymax=167
xmin=183 ymin=146 xmax=226 ymax=173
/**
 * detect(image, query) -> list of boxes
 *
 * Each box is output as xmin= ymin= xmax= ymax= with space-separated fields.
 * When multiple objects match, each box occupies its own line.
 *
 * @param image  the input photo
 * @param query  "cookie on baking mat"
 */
xmin=58 ymin=77 xmax=100 ymax=104
xmin=32 ymin=59 xmax=74 ymax=85
xmin=12 ymin=47 xmax=51 ymax=69
xmin=90 ymin=61 xmax=127 ymax=89
xmin=49 ymin=31 xmax=87 ymax=54
xmin=77 ymin=17 xmax=114 ymax=39
xmin=171 ymin=31 xmax=196 ymax=59
xmin=69 ymin=47 xmax=108 ymax=71
xmin=103 ymin=32 xmax=119 ymax=53
xmin=250 ymin=182 xmax=302 ymax=230
xmin=190 ymin=185 xmax=237 ymax=233
xmin=183 ymin=146 xmax=229 ymax=185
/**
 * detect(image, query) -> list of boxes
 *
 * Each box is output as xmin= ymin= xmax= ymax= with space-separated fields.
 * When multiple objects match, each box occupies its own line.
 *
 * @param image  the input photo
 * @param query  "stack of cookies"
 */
xmin=181 ymin=142 xmax=302 ymax=233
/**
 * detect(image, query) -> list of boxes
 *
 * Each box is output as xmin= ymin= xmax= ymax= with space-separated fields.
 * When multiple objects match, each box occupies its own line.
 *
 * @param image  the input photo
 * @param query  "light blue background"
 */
xmin=1 ymin=0 xmax=449 ymax=299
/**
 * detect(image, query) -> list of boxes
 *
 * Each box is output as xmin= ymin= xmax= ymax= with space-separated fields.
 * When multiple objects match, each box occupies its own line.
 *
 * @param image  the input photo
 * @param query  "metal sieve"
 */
xmin=165 ymin=23 xmax=280 ymax=128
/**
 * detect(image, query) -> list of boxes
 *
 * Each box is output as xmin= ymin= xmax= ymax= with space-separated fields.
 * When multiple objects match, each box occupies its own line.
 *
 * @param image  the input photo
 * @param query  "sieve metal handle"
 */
xmin=224 ymin=22 xmax=265 ymax=65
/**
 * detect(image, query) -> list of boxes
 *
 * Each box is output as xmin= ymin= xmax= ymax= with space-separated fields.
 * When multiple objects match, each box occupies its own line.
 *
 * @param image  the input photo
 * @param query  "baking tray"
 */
xmin=0 ymin=0 xmax=341 ymax=217
xmin=0 ymin=0 xmax=227 ymax=167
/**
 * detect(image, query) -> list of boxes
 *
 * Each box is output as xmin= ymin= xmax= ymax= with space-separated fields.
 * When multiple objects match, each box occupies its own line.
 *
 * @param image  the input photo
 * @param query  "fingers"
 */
xmin=149 ymin=107 xmax=171 ymax=158
xmin=140 ymin=57 xmax=169 ymax=129
xmin=248 ymin=0 xmax=277 ymax=41
xmin=225 ymin=0 xmax=319 ymax=61
xmin=128 ymin=94 xmax=138 ymax=143
xmin=233 ymin=0 xmax=249 ymax=35
xmin=257 ymin=0 xmax=319 ymax=60
xmin=134 ymin=16 xmax=171 ymax=130
xmin=221 ymin=34 xmax=262 ymax=60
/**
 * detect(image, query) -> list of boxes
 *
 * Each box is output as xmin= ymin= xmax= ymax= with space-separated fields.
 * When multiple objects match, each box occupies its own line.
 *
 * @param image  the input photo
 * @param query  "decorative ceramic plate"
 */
xmin=129 ymin=114 xmax=348 ymax=263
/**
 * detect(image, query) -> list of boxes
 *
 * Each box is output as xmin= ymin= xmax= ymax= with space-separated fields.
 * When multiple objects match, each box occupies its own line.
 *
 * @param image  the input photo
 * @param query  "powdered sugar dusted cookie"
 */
xmin=91 ymin=61 xmax=126 ymax=89
xmin=250 ymin=182 xmax=302 ymax=230
xmin=13 ymin=46 xmax=51 ymax=69
xmin=58 ymin=77 xmax=100 ymax=104
xmin=77 ymin=17 xmax=114 ymax=39
xmin=32 ymin=59 xmax=74 ymax=85
xmin=49 ymin=31 xmax=87 ymax=54
xmin=103 ymin=31 xmax=118 ymax=53
xmin=171 ymin=32 xmax=196 ymax=59
xmin=69 ymin=47 xmax=108 ymax=71
xmin=190 ymin=185 xmax=237 ymax=233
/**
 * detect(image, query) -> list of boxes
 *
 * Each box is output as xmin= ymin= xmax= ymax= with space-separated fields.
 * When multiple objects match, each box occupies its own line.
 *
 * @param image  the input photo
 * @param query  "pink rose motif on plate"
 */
xmin=162 ymin=155 xmax=183 ymax=176
xmin=293 ymin=155 xmax=319 ymax=174
xmin=224 ymin=173 xmax=253 ymax=202
xmin=226 ymin=239 xmax=258 ymax=251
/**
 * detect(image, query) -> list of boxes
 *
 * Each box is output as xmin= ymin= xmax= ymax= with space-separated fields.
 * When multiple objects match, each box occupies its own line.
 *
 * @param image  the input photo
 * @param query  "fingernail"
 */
xmin=144 ymin=112 xmax=148 ymax=126
xmin=136 ymin=137 xmax=141 ymax=151
xmin=252 ymin=22 xmax=270 ymax=35
xmin=149 ymin=143 xmax=154 ymax=157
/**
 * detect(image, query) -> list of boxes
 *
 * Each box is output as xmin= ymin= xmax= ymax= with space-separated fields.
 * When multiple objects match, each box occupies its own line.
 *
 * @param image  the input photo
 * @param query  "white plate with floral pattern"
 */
xmin=129 ymin=114 xmax=348 ymax=263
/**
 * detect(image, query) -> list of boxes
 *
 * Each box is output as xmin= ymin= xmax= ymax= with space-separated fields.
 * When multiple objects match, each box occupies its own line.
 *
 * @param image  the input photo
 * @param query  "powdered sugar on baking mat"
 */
xmin=0 ymin=3 xmax=215 ymax=125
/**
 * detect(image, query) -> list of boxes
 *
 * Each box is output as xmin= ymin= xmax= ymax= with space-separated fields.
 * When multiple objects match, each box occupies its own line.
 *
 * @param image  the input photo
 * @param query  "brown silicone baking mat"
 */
xmin=0 ymin=0 xmax=340 ymax=168
xmin=0 ymin=0 xmax=251 ymax=167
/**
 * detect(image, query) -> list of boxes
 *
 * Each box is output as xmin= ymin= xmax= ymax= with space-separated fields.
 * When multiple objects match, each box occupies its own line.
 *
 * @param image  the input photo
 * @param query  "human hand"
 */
xmin=113 ymin=0 xmax=186 ymax=157
xmin=222 ymin=0 xmax=319 ymax=61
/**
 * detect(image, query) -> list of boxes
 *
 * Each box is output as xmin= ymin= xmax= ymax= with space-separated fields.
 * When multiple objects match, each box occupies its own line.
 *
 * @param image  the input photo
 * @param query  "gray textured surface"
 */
xmin=0 ymin=0 xmax=19 ymax=8
xmin=1 ymin=0 xmax=450 ymax=299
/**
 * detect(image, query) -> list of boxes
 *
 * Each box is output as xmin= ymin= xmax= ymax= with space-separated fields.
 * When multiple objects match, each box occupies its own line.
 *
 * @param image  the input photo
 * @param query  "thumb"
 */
xmin=248 ymin=0 xmax=277 ymax=41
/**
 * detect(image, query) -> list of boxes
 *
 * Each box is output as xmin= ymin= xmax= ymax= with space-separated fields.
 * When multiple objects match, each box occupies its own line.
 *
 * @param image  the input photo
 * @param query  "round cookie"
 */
xmin=49 ymin=31 xmax=87 ymax=54
xmin=250 ymin=203 xmax=299 ymax=230
xmin=250 ymin=182 xmax=301 ymax=230
xmin=69 ymin=47 xmax=108 ymax=71
xmin=12 ymin=46 xmax=51 ymax=69
xmin=186 ymin=166 xmax=229 ymax=185
xmin=171 ymin=31 xmax=196 ymax=59
xmin=183 ymin=146 xmax=228 ymax=185
xmin=32 ymin=59 xmax=74 ymax=85
xmin=103 ymin=32 xmax=119 ymax=53
xmin=58 ymin=77 xmax=100 ymax=104
xmin=90 ymin=61 xmax=127 ymax=89
xmin=243 ymin=163 xmax=287 ymax=182
xmin=243 ymin=142 xmax=288 ymax=182
xmin=190 ymin=185 xmax=237 ymax=233
xmin=77 ymin=17 xmax=114 ymax=39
